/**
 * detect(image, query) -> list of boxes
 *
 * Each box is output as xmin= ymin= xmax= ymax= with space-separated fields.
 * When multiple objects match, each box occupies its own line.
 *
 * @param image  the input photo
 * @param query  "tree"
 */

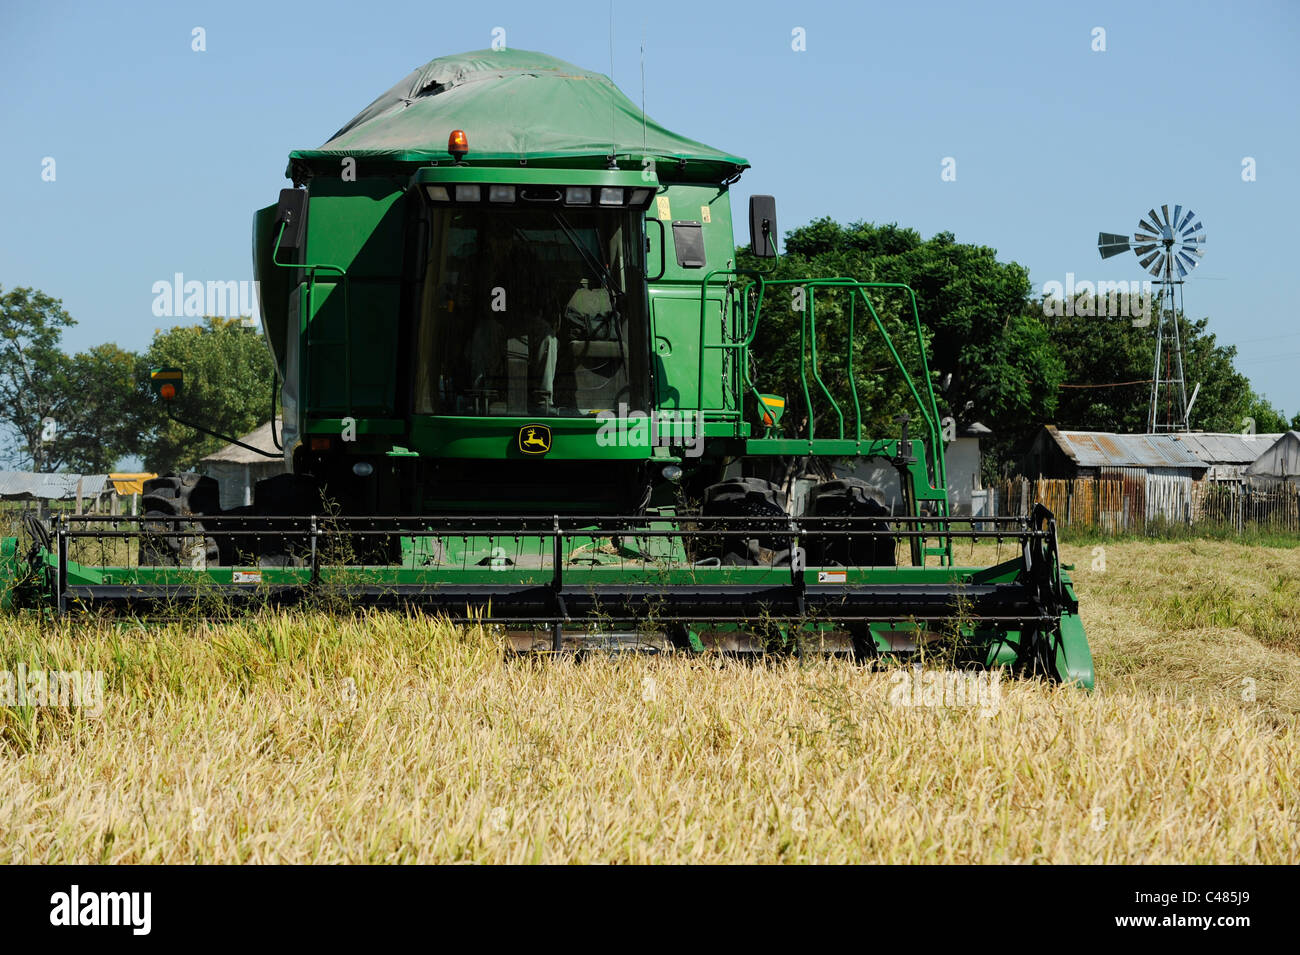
xmin=137 ymin=317 xmax=277 ymax=471
xmin=0 ymin=285 xmax=78 ymax=471
xmin=1044 ymin=295 xmax=1292 ymax=434
xmin=54 ymin=343 xmax=148 ymax=472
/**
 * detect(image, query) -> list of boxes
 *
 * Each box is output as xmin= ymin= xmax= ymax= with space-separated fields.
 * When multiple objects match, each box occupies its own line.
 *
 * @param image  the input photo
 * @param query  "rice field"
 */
xmin=0 ymin=538 xmax=1296 ymax=863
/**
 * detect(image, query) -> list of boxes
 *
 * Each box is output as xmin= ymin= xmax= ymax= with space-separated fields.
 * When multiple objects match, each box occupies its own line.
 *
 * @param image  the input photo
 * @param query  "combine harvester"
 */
xmin=1 ymin=50 xmax=1092 ymax=687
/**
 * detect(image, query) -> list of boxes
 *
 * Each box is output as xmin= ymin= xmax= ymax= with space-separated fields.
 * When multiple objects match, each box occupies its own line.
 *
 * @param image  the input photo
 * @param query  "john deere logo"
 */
xmin=518 ymin=424 xmax=552 ymax=455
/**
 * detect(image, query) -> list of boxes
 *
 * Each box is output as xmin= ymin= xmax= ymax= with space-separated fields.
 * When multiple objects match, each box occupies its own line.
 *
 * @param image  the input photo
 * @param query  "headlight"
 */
xmin=352 ymin=462 xmax=374 ymax=477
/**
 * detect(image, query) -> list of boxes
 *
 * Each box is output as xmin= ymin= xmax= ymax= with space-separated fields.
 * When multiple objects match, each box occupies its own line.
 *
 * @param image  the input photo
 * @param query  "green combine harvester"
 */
xmin=1 ymin=50 xmax=1092 ymax=687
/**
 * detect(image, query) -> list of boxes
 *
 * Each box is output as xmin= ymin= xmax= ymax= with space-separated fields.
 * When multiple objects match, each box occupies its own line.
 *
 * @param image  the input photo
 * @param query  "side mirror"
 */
xmin=274 ymin=188 xmax=307 ymax=258
xmin=748 ymin=195 xmax=778 ymax=258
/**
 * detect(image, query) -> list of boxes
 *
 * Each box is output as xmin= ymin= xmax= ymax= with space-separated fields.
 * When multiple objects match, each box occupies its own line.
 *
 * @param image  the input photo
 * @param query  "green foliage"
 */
xmin=57 ymin=343 xmax=147 ymax=472
xmin=1045 ymin=298 xmax=1290 ymax=435
xmin=0 ymin=286 xmax=140 ymax=472
xmin=137 ymin=317 xmax=276 ymax=472
xmin=0 ymin=285 xmax=72 ymax=471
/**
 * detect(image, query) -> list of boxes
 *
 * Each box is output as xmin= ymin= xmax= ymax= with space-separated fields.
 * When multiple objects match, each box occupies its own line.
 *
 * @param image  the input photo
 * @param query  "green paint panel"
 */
xmin=409 ymin=416 xmax=652 ymax=460
xmin=306 ymin=281 xmax=401 ymax=414
xmin=652 ymin=295 xmax=727 ymax=411
xmin=304 ymin=179 xmax=406 ymax=277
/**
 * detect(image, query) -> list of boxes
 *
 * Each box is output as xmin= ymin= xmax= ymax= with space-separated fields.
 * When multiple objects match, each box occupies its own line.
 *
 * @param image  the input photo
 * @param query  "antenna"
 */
xmin=1097 ymin=204 xmax=1207 ymax=433
xmin=608 ymin=0 xmax=616 ymax=167
xmin=640 ymin=24 xmax=647 ymax=152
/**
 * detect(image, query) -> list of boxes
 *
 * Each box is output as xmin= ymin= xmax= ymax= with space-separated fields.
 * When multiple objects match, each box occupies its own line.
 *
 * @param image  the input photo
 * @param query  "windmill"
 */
xmin=1098 ymin=205 xmax=1207 ymax=432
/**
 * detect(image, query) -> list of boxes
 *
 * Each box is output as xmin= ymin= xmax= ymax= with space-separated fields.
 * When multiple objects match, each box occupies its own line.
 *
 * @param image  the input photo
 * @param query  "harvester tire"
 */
xmin=805 ymin=478 xmax=895 ymax=567
xmin=138 ymin=472 xmax=221 ymax=566
xmin=139 ymin=511 xmax=221 ymax=567
xmin=141 ymin=472 xmax=221 ymax=517
xmin=695 ymin=477 xmax=788 ymax=564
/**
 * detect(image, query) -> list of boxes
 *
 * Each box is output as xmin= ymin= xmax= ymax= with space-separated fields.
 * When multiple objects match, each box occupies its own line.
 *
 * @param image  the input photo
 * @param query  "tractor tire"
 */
xmin=251 ymin=473 xmax=319 ymax=563
xmin=141 ymin=472 xmax=221 ymax=516
xmin=137 ymin=472 xmax=221 ymax=566
xmin=139 ymin=511 xmax=220 ymax=567
xmin=694 ymin=478 xmax=788 ymax=564
xmin=805 ymin=478 xmax=895 ymax=567
xmin=252 ymin=473 xmax=325 ymax=517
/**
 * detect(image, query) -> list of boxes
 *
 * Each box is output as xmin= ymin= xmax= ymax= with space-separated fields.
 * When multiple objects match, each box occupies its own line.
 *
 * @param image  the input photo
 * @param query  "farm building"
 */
xmin=1020 ymin=427 xmax=1207 ymax=526
xmin=1167 ymin=431 xmax=1283 ymax=482
xmin=200 ymin=419 xmax=289 ymax=510
xmin=945 ymin=421 xmax=992 ymax=517
xmin=1245 ymin=431 xmax=1300 ymax=485
xmin=1022 ymin=427 xmax=1207 ymax=481
xmin=0 ymin=472 xmax=162 ymax=514
xmin=0 ymin=472 xmax=109 ymax=506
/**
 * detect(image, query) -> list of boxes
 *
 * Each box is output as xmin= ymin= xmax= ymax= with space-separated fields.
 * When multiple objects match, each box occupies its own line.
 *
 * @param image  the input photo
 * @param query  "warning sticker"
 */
xmin=232 ymin=570 xmax=262 ymax=584
xmin=817 ymin=570 xmax=847 ymax=583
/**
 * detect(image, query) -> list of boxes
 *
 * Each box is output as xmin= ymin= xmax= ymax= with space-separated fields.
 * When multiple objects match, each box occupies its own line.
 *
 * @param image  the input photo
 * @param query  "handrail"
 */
xmin=685 ymin=270 xmax=951 ymax=563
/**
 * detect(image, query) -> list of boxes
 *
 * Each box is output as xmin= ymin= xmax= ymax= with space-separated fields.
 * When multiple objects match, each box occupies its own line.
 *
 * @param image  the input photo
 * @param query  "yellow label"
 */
xmin=701 ymin=205 xmax=711 ymax=223
xmin=656 ymin=196 xmax=671 ymax=220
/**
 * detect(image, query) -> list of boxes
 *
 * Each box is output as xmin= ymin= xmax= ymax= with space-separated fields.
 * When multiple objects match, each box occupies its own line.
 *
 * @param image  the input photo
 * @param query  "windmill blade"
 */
xmin=1139 ymin=249 xmax=1163 ymax=272
xmin=1134 ymin=243 xmax=1159 ymax=256
xmin=1098 ymin=232 xmax=1131 ymax=258
xmin=1142 ymin=212 xmax=1161 ymax=234
xmin=1175 ymin=258 xmax=1189 ymax=278
xmin=1177 ymin=250 xmax=1198 ymax=272
xmin=1177 ymin=208 xmax=1196 ymax=231
xmin=1135 ymin=232 xmax=1160 ymax=242
xmin=1172 ymin=205 xmax=1183 ymax=233
xmin=1161 ymin=204 xmax=1171 ymax=231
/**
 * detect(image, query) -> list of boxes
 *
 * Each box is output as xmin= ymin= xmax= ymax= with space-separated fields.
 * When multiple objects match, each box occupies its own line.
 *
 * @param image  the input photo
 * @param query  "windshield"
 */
xmin=415 ymin=205 xmax=647 ymax=417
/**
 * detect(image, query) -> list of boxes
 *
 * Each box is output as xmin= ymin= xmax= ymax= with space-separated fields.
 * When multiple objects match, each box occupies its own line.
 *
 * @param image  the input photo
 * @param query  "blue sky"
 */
xmin=2 ymin=0 xmax=1297 ymax=417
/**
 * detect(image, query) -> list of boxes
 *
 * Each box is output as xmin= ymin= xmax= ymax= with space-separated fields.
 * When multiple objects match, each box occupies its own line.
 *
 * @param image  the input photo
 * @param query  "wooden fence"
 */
xmin=992 ymin=474 xmax=1300 ymax=534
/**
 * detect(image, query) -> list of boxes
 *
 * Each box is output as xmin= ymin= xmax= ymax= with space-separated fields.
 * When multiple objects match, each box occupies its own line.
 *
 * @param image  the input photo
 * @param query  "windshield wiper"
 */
xmin=551 ymin=212 xmax=621 ymax=295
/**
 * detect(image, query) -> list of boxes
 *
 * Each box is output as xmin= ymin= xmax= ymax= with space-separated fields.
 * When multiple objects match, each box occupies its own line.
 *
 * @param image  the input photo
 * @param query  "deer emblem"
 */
xmin=519 ymin=425 xmax=551 ymax=454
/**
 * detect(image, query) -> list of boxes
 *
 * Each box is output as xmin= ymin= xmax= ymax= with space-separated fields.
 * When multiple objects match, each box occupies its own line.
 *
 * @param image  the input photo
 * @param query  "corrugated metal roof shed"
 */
xmin=0 ymin=472 xmax=109 ymax=500
xmin=200 ymin=419 xmax=283 ymax=465
xmin=1168 ymin=432 xmax=1282 ymax=464
xmin=1048 ymin=429 xmax=1205 ymax=469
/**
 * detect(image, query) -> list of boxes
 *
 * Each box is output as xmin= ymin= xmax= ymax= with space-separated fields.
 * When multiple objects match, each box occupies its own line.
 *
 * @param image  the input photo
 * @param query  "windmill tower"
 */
xmin=1098 ymin=205 xmax=1207 ymax=432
